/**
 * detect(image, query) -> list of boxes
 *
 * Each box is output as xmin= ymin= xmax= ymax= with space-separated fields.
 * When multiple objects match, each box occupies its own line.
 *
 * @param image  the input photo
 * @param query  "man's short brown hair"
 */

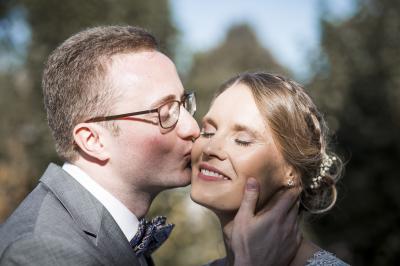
xmin=42 ymin=26 xmax=158 ymax=161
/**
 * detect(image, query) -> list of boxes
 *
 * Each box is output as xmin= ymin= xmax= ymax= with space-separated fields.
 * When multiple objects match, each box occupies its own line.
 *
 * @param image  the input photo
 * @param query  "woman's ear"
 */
xmin=73 ymin=123 xmax=110 ymax=162
xmin=285 ymin=165 xmax=300 ymax=188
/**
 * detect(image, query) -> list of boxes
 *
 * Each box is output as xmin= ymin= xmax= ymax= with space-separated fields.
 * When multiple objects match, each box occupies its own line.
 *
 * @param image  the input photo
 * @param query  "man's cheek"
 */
xmin=143 ymin=134 xmax=176 ymax=155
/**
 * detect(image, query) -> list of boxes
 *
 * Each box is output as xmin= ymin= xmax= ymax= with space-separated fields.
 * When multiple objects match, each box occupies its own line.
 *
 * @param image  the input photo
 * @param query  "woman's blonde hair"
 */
xmin=216 ymin=72 xmax=343 ymax=214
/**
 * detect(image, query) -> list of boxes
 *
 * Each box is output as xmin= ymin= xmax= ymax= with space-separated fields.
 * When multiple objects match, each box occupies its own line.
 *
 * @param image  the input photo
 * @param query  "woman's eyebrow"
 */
xmin=202 ymin=116 xmax=217 ymax=128
xmin=233 ymin=123 xmax=261 ymax=138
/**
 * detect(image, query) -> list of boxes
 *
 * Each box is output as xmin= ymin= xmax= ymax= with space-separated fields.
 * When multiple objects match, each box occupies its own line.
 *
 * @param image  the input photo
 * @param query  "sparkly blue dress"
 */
xmin=203 ymin=250 xmax=349 ymax=266
xmin=305 ymin=250 xmax=349 ymax=266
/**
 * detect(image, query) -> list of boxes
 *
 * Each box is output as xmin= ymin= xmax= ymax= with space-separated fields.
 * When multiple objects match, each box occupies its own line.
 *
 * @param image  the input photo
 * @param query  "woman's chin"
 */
xmin=190 ymin=189 xmax=240 ymax=215
xmin=189 ymin=190 xmax=208 ymax=208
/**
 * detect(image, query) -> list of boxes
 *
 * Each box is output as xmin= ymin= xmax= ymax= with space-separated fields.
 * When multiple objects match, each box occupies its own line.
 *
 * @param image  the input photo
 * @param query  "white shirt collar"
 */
xmin=62 ymin=162 xmax=139 ymax=241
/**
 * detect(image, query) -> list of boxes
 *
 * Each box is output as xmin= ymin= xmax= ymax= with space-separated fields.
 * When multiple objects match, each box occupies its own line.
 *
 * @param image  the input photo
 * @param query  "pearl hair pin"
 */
xmin=310 ymin=155 xmax=337 ymax=189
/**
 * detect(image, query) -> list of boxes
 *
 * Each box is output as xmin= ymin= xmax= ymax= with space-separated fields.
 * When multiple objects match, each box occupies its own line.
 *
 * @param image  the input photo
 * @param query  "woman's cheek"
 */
xmin=233 ymin=152 xmax=284 ymax=211
xmin=191 ymin=138 xmax=204 ymax=163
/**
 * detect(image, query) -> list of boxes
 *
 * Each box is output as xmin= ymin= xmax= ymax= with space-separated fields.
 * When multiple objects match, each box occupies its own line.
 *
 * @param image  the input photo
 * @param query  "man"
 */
xmin=0 ymin=26 xmax=299 ymax=265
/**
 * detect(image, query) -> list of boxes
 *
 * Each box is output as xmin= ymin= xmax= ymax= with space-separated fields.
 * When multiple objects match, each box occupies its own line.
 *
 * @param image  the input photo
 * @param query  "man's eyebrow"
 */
xmin=151 ymin=94 xmax=180 ymax=108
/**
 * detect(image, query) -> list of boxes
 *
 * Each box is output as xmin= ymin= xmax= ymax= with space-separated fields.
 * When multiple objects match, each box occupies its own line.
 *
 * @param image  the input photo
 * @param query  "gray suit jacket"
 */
xmin=0 ymin=163 xmax=142 ymax=266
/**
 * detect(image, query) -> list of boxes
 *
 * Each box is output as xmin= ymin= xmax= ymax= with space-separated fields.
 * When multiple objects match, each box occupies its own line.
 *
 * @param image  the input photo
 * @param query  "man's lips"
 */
xmin=184 ymin=147 xmax=192 ymax=158
xmin=183 ymin=147 xmax=192 ymax=168
xmin=183 ymin=153 xmax=191 ymax=169
xmin=198 ymin=163 xmax=231 ymax=181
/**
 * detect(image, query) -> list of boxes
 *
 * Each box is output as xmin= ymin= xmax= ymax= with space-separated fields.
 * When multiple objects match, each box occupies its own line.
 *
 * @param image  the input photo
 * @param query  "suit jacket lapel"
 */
xmin=40 ymin=163 xmax=140 ymax=266
xmin=97 ymin=209 xmax=140 ymax=265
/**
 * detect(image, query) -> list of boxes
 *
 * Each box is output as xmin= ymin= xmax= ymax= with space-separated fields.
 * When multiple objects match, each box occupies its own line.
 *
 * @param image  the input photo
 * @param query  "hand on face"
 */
xmin=229 ymin=178 xmax=302 ymax=266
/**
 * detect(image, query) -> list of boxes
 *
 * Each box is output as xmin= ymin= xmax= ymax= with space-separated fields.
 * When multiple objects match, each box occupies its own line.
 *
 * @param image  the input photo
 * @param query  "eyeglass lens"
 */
xmin=184 ymin=93 xmax=196 ymax=116
xmin=159 ymin=101 xmax=180 ymax=128
xmin=159 ymin=93 xmax=196 ymax=128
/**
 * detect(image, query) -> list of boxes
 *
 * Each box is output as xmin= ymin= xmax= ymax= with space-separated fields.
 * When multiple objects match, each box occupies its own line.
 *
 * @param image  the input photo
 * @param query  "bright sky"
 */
xmin=3 ymin=0 xmax=357 ymax=78
xmin=170 ymin=0 xmax=357 ymax=80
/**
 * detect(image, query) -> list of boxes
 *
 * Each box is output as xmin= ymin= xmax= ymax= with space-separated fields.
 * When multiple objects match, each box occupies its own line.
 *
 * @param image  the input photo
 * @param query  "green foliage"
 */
xmin=149 ymin=188 xmax=225 ymax=266
xmin=308 ymin=0 xmax=400 ymax=264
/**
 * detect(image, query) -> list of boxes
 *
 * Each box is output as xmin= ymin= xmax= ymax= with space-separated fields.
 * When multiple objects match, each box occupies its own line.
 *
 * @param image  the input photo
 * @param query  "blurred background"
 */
xmin=0 ymin=0 xmax=399 ymax=265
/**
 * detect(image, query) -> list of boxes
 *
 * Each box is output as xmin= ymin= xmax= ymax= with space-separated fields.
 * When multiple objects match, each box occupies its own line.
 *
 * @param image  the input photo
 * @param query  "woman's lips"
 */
xmin=197 ymin=163 xmax=231 ymax=181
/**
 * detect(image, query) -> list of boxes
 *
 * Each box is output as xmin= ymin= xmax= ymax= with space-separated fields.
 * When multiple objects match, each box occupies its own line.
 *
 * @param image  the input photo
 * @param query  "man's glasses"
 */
xmin=85 ymin=92 xmax=196 ymax=129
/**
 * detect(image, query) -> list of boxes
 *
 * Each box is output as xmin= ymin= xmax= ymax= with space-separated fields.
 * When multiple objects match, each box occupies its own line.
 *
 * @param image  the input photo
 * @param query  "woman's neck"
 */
xmin=289 ymin=238 xmax=320 ymax=266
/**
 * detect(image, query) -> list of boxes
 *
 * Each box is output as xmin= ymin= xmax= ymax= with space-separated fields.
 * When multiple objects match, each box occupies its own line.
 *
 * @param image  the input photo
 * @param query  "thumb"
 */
xmin=236 ymin=178 xmax=260 ymax=219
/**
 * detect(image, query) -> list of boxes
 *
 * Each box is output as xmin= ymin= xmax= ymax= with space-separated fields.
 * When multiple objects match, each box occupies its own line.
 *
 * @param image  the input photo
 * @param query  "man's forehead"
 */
xmin=109 ymin=50 xmax=172 ymax=69
xmin=106 ymin=51 xmax=184 ymax=109
xmin=116 ymin=89 xmax=184 ymax=112
xmin=107 ymin=51 xmax=178 ymax=83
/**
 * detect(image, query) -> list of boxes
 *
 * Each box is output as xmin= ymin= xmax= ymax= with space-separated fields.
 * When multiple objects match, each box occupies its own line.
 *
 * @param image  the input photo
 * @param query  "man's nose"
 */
xmin=176 ymin=108 xmax=200 ymax=140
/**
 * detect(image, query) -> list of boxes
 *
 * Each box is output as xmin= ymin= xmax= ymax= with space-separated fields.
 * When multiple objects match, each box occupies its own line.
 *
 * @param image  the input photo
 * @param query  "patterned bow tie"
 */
xmin=130 ymin=216 xmax=174 ymax=256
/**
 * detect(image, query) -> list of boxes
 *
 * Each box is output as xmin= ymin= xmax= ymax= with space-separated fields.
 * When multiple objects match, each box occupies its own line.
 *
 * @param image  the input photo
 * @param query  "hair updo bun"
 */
xmin=301 ymin=153 xmax=343 ymax=213
xmin=216 ymin=71 xmax=344 ymax=214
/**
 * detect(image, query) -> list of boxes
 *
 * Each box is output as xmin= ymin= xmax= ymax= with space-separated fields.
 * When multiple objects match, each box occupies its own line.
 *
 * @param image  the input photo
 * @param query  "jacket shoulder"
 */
xmin=0 ymin=182 xmax=81 ymax=255
xmin=0 ymin=233 xmax=109 ymax=266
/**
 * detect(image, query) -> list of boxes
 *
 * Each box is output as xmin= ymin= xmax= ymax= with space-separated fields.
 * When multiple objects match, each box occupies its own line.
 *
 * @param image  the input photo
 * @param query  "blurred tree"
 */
xmin=185 ymin=23 xmax=290 ymax=119
xmin=308 ymin=0 xmax=400 ymax=264
xmin=149 ymin=188 xmax=225 ymax=266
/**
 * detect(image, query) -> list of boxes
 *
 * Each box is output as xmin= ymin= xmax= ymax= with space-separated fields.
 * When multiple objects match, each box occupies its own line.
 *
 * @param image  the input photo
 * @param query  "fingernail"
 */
xmin=246 ymin=178 xmax=258 ymax=190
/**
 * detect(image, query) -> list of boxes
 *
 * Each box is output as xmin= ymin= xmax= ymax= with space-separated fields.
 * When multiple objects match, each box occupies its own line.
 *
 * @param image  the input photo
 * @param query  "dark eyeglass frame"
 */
xmin=85 ymin=91 xmax=196 ymax=129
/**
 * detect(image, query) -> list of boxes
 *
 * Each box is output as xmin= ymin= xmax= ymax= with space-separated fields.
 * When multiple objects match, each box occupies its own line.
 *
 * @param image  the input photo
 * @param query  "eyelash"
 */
xmin=201 ymin=131 xmax=251 ymax=146
xmin=200 ymin=131 xmax=214 ymax=138
xmin=235 ymin=139 xmax=251 ymax=146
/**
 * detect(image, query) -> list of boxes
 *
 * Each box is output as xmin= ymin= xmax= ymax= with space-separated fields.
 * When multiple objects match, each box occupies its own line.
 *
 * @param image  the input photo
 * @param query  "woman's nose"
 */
xmin=203 ymin=135 xmax=228 ymax=160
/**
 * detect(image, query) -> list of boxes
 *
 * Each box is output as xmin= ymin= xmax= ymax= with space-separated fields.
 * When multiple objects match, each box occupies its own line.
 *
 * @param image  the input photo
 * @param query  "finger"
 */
xmin=287 ymin=221 xmax=303 ymax=258
xmin=273 ymin=185 xmax=301 ymax=215
xmin=257 ymin=185 xmax=300 ymax=218
xmin=282 ymin=204 xmax=302 ymax=254
xmin=284 ymin=198 xmax=300 ymax=237
xmin=236 ymin=177 xmax=260 ymax=219
xmin=296 ymin=226 xmax=303 ymax=247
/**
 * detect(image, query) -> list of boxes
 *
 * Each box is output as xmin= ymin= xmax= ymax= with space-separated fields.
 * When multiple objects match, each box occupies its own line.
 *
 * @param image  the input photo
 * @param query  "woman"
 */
xmin=191 ymin=72 xmax=348 ymax=265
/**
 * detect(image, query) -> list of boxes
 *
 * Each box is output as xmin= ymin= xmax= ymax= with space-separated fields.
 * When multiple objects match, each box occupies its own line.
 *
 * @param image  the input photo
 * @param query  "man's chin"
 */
xmin=174 ymin=176 xmax=192 ymax=188
xmin=168 ymin=172 xmax=192 ymax=188
xmin=179 ymin=167 xmax=192 ymax=186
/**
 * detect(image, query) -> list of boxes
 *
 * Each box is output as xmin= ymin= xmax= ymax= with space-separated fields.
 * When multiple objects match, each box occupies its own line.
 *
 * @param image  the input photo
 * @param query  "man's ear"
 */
xmin=73 ymin=123 xmax=110 ymax=162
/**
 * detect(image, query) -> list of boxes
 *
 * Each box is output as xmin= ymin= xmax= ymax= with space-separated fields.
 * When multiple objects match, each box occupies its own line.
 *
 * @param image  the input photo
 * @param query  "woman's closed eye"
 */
xmin=234 ymin=132 xmax=255 ymax=147
xmin=200 ymin=122 xmax=216 ymax=138
xmin=235 ymin=139 xmax=252 ymax=146
xmin=200 ymin=130 xmax=215 ymax=138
